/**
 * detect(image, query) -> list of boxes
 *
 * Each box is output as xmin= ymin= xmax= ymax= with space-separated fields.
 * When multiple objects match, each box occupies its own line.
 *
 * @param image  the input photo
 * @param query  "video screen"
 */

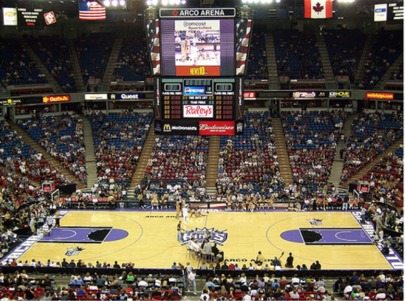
xmin=161 ymin=19 xmax=234 ymax=76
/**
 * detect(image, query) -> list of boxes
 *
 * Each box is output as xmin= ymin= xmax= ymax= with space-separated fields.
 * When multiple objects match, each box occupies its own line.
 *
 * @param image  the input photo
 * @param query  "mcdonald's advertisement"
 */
xmin=155 ymin=120 xmax=236 ymax=136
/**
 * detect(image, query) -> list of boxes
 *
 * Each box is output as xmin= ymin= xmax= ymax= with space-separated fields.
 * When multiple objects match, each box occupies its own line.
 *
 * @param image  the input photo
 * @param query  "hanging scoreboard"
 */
xmin=151 ymin=8 xmax=250 ymax=136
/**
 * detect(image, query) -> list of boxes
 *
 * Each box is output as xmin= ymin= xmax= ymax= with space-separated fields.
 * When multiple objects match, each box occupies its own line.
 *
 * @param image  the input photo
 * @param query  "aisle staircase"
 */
xmin=272 ymin=118 xmax=293 ymax=186
xmin=102 ymin=38 xmax=123 ymax=90
xmin=67 ymin=40 xmax=86 ymax=92
xmin=265 ymin=33 xmax=280 ymax=89
xmin=129 ymin=124 xmax=156 ymax=189
xmin=316 ymin=34 xmax=337 ymax=89
xmin=81 ymin=116 xmax=98 ymax=188
xmin=376 ymin=53 xmax=403 ymax=89
xmin=206 ymin=136 xmax=220 ymax=195
xmin=328 ymin=113 xmax=356 ymax=187
xmin=354 ymin=34 xmax=373 ymax=85
xmin=340 ymin=139 xmax=403 ymax=188
xmin=8 ymin=122 xmax=85 ymax=189
xmin=20 ymin=40 xmax=63 ymax=93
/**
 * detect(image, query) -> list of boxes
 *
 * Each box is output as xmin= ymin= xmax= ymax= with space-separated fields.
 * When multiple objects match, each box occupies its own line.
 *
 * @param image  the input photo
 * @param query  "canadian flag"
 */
xmin=304 ymin=0 xmax=333 ymax=19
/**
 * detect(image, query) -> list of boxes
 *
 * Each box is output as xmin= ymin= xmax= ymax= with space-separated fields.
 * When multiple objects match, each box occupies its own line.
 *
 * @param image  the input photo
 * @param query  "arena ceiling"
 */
xmin=1 ymin=0 xmax=402 ymax=21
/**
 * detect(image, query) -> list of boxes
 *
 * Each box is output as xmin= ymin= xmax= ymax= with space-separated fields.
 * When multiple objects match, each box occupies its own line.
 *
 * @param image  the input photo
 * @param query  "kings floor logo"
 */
xmin=179 ymin=227 xmax=228 ymax=245
xmin=65 ymin=246 xmax=84 ymax=256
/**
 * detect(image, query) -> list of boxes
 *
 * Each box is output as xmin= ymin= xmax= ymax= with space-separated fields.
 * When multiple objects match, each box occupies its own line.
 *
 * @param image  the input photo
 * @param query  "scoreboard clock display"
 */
xmin=160 ymin=78 xmax=235 ymax=120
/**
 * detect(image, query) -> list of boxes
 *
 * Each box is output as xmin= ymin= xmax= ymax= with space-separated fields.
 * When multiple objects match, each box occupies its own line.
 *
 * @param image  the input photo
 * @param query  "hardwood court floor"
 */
xmin=18 ymin=211 xmax=391 ymax=270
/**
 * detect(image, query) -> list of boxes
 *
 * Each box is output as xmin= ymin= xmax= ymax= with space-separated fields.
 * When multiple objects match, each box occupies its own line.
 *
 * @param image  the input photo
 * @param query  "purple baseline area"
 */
xmin=307 ymin=229 xmax=373 ymax=244
xmin=105 ymin=229 xmax=128 ymax=242
xmin=280 ymin=230 xmax=304 ymax=243
xmin=41 ymin=228 xmax=128 ymax=243
xmin=281 ymin=228 xmax=373 ymax=244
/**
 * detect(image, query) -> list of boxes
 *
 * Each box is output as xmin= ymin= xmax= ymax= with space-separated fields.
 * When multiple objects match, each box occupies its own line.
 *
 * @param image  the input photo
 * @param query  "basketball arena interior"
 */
xmin=0 ymin=0 xmax=403 ymax=300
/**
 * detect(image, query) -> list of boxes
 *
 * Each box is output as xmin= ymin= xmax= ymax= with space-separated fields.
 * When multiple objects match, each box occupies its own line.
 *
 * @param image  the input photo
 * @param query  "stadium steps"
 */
xmin=265 ymin=33 xmax=280 ymax=90
xmin=81 ymin=115 xmax=98 ymax=189
xmin=272 ymin=118 xmax=293 ymax=186
xmin=354 ymin=34 xmax=373 ymax=85
xmin=315 ymin=34 xmax=337 ymax=89
xmin=206 ymin=136 xmax=220 ymax=193
xmin=376 ymin=52 xmax=403 ymax=89
xmin=8 ymin=121 xmax=86 ymax=189
xmin=20 ymin=41 xmax=63 ymax=93
xmin=340 ymin=139 xmax=403 ymax=189
xmin=329 ymin=113 xmax=357 ymax=187
xmin=130 ymin=124 xmax=156 ymax=188
xmin=102 ymin=38 xmax=124 ymax=91
xmin=67 ymin=40 xmax=86 ymax=92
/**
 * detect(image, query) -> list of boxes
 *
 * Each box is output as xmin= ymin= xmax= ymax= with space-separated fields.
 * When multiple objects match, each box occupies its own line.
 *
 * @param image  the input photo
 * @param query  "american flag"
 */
xmin=147 ymin=19 xmax=160 ymax=75
xmin=235 ymin=19 xmax=252 ymax=76
xmin=79 ymin=0 xmax=106 ymax=21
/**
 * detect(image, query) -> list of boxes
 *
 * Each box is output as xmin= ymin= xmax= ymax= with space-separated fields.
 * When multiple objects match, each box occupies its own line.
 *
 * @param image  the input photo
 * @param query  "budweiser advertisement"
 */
xmin=199 ymin=121 xmax=235 ymax=136
xmin=183 ymin=105 xmax=214 ymax=118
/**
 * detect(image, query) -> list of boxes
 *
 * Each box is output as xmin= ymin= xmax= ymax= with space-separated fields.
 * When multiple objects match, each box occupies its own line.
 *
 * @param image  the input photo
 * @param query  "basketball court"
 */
xmin=12 ymin=211 xmax=397 ymax=270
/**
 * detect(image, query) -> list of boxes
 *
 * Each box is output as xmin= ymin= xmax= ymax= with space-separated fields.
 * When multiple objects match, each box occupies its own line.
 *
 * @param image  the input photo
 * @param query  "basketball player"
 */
xmin=182 ymin=203 xmax=189 ymax=223
xmin=180 ymin=38 xmax=187 ymax=61
xmin=175 ymin=200 xmax=181 ymax=219
xmin=190 ymin=34 xmax=199 ymax=65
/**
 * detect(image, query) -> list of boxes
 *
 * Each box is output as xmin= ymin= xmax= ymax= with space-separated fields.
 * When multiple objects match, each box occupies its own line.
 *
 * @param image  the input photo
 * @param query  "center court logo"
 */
xmin=179 ymin=227 xmax=228 ymax=245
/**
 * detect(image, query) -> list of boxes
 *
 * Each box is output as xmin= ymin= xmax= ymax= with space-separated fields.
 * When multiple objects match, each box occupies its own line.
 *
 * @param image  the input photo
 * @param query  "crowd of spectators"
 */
xmin=246 ymin=32 xmax=268 ymax=80
xmin=88 ymin=110 xmax=152 ymax=189
xmin=17 ymin=113 xmax=87 ymax=183
xmin=140 ymin=136 xmax=208 ymax=205
xmin=145 ymin=136 xmax=208 ymax=184
xmin=0 ymin=270 xmax=56 ymax=300
xmin=323 ymin=29 xmax=366 ymax=83
xmin=200 ymin=273 xmax=332 ymax=301
xmin=281 ymin=111 xmax=344 ymax=195
xmin=0 ymin=162 xmax=58 ymax=263
xmin=29 ymin=37 xmax=76 ymax=92
xmin=0 ymin=265 xmax=402 ymax=301
xmin=362 ymin=149 xmax=403 ymax=208
xmin=216 ymin=112 xmax=284 ymax=207
xmin=341 ymin=112 xmax=403 ymax=183
xmin=0 ymin=268 xmax=184 ymax=300
xmin=333 ymin=271 xmax=403 ymax=301
xmin=0 ymin=121 xmax=70 ymax=186
xmin=0 ymin=39 xmax=47 ymax=87
xmin=113 ymin=37 xmax=150 ymax=82
xmin=60 ymin=179 xmax=125 ymax=210
xmin=358 ymin=29 xmax=403 ymax=89
xmin=274 ymin=30 xmax=324 ymax=79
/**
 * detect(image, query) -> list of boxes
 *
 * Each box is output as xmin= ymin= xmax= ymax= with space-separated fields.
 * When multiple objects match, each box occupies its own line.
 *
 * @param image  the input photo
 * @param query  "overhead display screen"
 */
xmin=17 ymin=7 xmax=44 ymax=27
xmin=160 ymin=19 xmax=234 ymax=77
